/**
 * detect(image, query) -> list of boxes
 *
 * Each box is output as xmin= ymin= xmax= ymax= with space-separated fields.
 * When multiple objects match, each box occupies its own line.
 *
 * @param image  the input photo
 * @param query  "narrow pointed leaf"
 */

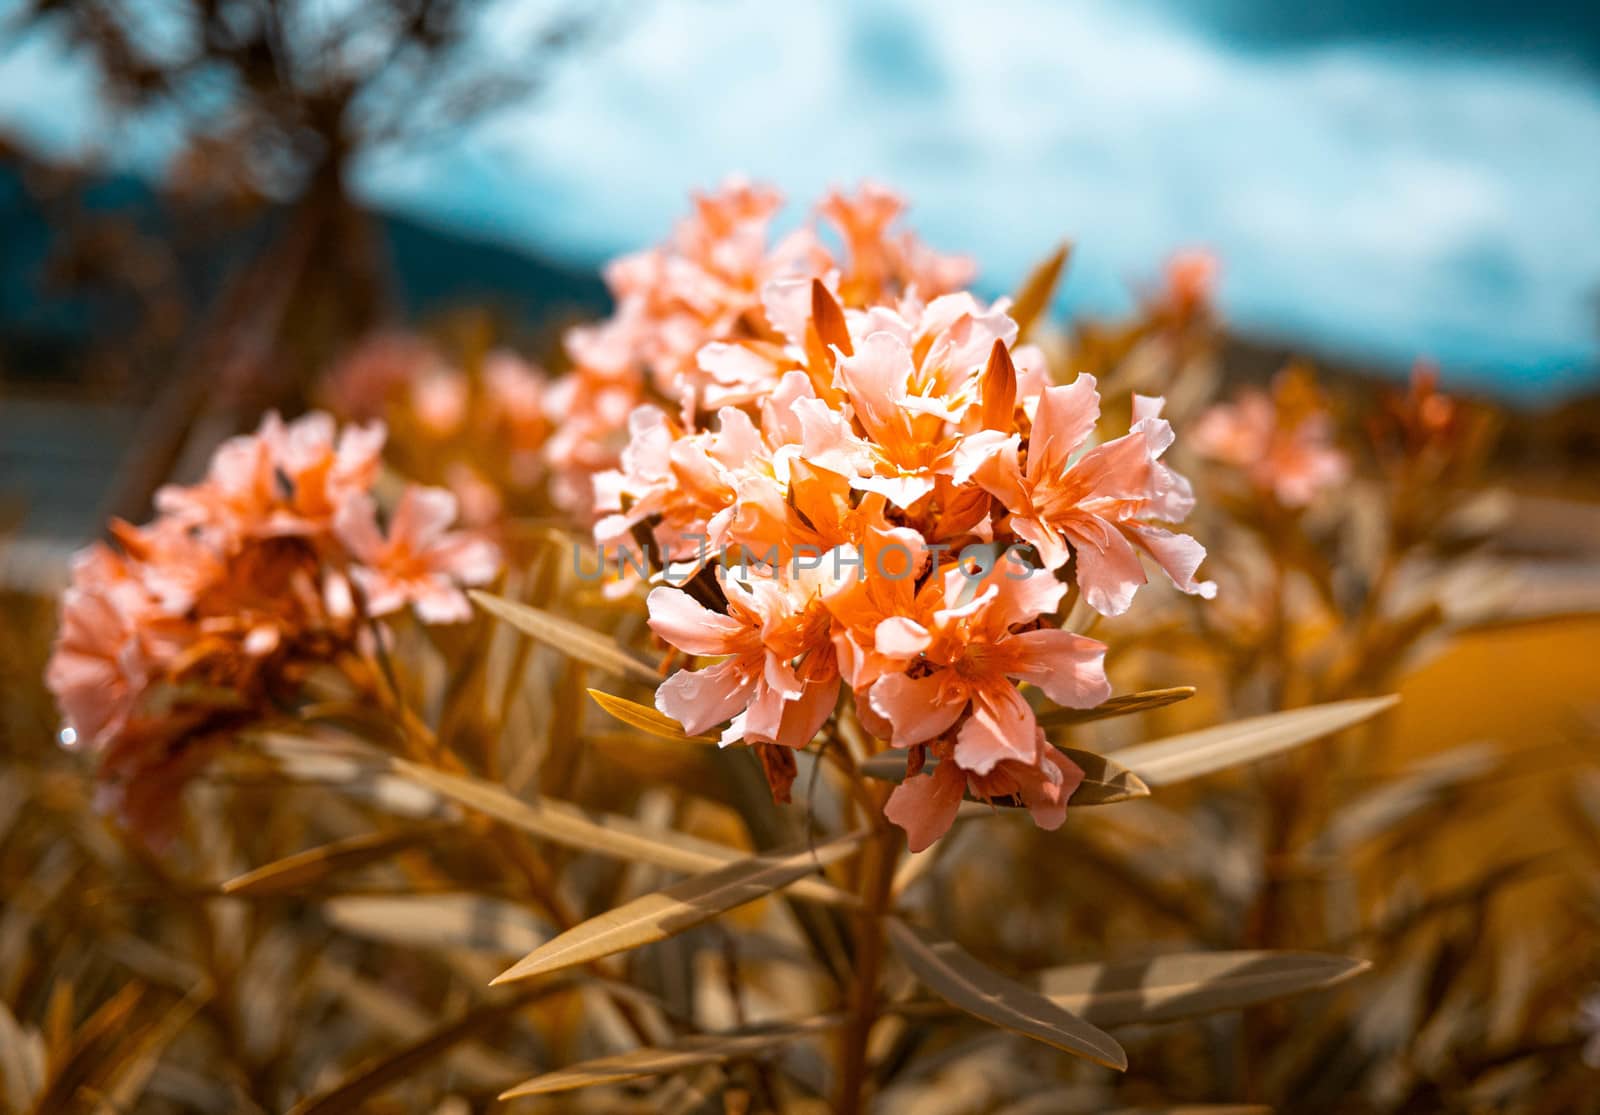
xmin=322 ymin=895 xmax=550 ymax=955
xmin=1038 ymin=686 xmax=1196 ymax=728
xmin=1059 ymin=747 xmax=1150 ymax=805
xmin=500 ymin=1015 xmax=844 ymax=1098
xmin=1036 ymin=950 xmax=1370 ymax=1027
xmin=1102 ymin=1108 xmax=1271 ymax=1115
xmin=291 ymin=988 xmax=555 ymax=1115
xmin=392 ymin=760 xmax=856 ymax=908
xmin=221 ymin=827 xmax=435 ymax=898
xmin=588 ymin=689 xmax=716 ymax=744
xmin=25 ymin=984 xmax=145 ymax=1115
xmin=886 ymin=919 xmax=1126 ymax=1070
xmin=469 ymin=590 xmax=659 ymax=684
xmin=1009 ymin=242 xmax=1072 ymax=336
xmin=492 ymin=833 xmax=867 ymax=985
xmin=1114 ymin=696 xmax=1399 ymax=786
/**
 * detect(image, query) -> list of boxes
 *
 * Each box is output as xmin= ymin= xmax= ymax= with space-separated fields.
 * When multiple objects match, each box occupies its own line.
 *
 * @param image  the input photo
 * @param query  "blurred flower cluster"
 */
xmin=46 ymin=411 xmax=498 ymax=837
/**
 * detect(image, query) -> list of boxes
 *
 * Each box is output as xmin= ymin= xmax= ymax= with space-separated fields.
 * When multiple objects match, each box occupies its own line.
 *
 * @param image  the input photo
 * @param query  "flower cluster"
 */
xmin=1191 ymin=366 xmax=1349 ymax=509
xmin=557 ymin=178 xmax=975 ymax=512
xmin=321 ymin=181 xmax=976 ymax=525
xmin=46 ymin=411 xmax=498 ymax=836
xmin=590 ymin=183 xmax=1216 ymax=850
xmin=321 ymin=338 xmax=559 ymax=526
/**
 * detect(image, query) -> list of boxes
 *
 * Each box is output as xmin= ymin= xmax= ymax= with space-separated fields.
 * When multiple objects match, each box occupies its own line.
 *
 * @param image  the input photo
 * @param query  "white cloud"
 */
xmin=3 ymin=0 xmax=1598 ymax=397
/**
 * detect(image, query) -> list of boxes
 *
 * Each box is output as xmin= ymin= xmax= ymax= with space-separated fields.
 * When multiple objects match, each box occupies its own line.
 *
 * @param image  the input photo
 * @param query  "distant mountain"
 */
xmin=0 ymin=153 xmax=609 ymax=392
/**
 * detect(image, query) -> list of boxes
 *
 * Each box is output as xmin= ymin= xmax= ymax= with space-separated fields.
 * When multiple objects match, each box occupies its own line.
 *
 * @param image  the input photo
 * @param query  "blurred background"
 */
xmin=1 ymin=0 xmax=1598 ymax=581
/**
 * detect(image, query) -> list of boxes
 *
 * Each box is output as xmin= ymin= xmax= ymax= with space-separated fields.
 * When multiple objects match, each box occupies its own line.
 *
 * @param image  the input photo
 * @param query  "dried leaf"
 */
xmin=26 ymin=983 xmax=145 ymax=1115
xmin=391 ymin=761 xmax=857 ymax=908
xmin=291 ymin=988 xmax=556 ymax=1115
xmin=0 ymin=1002 xmax=44 ymax=1115
xmin=500 ymin=1015 xmax=844 ymax=1098
xmin=92 ymin=988 xmax=208 ymax=1115
xmin=322 ymin=895 xmax=550 ymax=955
xmin=1102 ymin=1108 xmax=1271 ymax=1115
xmin=1113 ymin=696 xmax=1399 ymax=786
xmin=1009 ymin=242 xmax=1072 ymax=337
xmin=886 ymin=919 xmax=1126 ymax=1070
xmin=221 ymin=827 xmax=436 ymax=898
xmin=1037 ymin=686 xmax=1196 ymax=728
xmin=252 ymin=734 xmax=458 ymax=820
xmin=1059 ymin=747 xmax=1149 ymax=806
xmin=1036 ymin=950 xmax=1369 ymax=1027
xmin=469 ymin=591 xmax=659 ymax=684
xmin=588 ymin=689 xmax=716 ymax=744
xmin=492 ymin=833 xmax=867 ymax=985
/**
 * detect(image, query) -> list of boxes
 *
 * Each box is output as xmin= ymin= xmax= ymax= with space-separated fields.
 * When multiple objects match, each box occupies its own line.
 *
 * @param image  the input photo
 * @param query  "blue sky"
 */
xmin=3 ymin=0 xmax=1599 ymax=401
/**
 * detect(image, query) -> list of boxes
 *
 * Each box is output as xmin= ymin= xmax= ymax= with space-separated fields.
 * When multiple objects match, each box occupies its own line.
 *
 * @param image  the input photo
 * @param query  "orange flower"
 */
xmin=969 ymin=378 xmax=1215 ymax=616
xmin=1191 ymin=370 xmax=1349 ymax=509
xmin=156 ymin=411 xmax=384 ymax=542
xmin=336 ymin=486 xmax=500 ymax=624
xmin=648 ymin=567 xmax=840 ymax=751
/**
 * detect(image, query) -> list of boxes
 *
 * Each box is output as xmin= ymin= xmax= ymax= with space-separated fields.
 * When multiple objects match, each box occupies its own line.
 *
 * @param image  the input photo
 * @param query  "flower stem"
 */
xmin=834 ymin=808 xmax=900 ymax=1115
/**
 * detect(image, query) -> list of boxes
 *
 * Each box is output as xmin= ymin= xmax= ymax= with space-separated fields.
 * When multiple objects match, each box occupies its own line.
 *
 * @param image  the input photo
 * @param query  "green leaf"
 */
xmin=1113 ymin=696 xmax=1399 ymax=786
xmin=886 ymin=919 xmax=1126 ymax=1070
xmin=492 ymin=833 xmax=867 ymax=985
xmin=469 ymin=590 xmax=659 ymax=684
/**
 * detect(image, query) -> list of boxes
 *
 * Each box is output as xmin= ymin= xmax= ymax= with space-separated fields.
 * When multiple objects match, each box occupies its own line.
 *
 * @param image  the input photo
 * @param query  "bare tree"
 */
xmin=12 ymin=0 xmax=606 ymax=512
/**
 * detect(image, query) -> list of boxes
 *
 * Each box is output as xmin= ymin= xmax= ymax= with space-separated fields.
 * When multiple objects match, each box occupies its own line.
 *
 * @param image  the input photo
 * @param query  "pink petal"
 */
xmin=412 ymin=578 xmax=474 ymax=625
xmin=431 ymin=535 xmax=500 ymax=586
xmin=391 ymin=486 xmax=460 ymax=551
xmin=349 ymin=565 xmax=407 ymax=618
xmin=884 ymin=759 xmax=967 ymax=853
xmin=1129 ymin=526 xmax=1217 ymax=600
xmin=869 ymin=671 xmax=967 ymax=747
xmin=874 ymin=617 xmax=931 ymax=658
xmin=1064 ymin=517 xmax=1149 ymax=617
xmin=774 ymin=675 xmax=841 ymax=750
xmin=952 ymin=680 xmax=1036 ymax=775
xmin=1017 ymin=746 xmax=1085 ymax=830
xmin=1003 ymin=628 xmax=1112 ymax=710
xmin=655 ymin=657 xmax=756 ymax=737
xmin=1027 ymin=376 xmax=1100 ymax=486
xmin=646 ymin=587 xmax=745 ymax=656
xmin=333 ymin=493 xmax=386 ymax=563
xmin=1009 ymin=515 xmax=1074 ymax=572
xmin=836 ymin=331 xmax=913 ymax=444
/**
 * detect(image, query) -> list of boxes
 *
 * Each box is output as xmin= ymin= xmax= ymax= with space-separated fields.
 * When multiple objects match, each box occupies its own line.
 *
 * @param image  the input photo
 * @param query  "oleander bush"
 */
xmin=4 ymin=181 xmax=1598 ymax=1114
